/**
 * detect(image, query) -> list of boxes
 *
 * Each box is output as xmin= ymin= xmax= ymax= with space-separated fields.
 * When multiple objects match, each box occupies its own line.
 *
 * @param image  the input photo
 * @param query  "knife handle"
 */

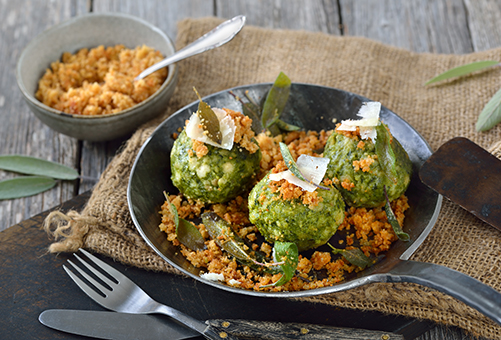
xmin=204 ymin=319 xmax=404 ymax=340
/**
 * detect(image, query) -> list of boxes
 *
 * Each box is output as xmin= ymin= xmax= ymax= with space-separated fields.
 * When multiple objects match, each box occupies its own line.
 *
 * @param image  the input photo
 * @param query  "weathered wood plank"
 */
xmin=0 ymin=0 xmax=88 ymax=232
xmin=216 ymin=0 xmax=341 ymax=34
xmin=464 ymin=0 xmax=501 ymax=51
xmin=78 ymin=0 xmax=215 ymax=193
xmin=340 ymin=0 xmax=472 ymax=53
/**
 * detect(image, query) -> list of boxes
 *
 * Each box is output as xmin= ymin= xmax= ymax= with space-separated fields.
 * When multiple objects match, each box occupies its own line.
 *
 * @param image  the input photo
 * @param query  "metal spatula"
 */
xmin=419 ymin=136 xmax=501 ymax=231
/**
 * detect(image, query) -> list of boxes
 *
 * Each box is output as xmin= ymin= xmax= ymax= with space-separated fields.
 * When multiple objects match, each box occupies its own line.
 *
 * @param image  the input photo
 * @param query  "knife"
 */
xmin=40 ymin=309 xmax=404 ymax=340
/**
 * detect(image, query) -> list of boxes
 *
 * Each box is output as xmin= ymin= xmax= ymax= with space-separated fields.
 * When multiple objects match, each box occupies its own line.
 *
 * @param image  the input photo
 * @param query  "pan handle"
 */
xmin=386 ymin=260 xmax=501 ymax=326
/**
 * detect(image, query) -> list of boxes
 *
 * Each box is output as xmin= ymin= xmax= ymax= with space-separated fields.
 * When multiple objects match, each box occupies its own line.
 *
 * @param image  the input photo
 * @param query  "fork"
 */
xmin=63 ymin=248 xmax=234 ymax=340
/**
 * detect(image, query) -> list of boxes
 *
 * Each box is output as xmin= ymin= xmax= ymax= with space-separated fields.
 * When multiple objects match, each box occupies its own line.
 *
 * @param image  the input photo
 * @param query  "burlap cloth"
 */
xmin=44 ymin=18 xmax=501 ymax=339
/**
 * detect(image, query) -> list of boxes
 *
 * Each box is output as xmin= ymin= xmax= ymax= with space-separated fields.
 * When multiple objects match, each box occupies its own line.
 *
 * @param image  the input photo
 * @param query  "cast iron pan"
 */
xmin=128 ymin=83 xmax=501 ymax=326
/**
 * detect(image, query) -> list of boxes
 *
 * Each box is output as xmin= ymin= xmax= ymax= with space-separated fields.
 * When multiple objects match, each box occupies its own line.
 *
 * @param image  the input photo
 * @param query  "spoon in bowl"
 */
xmin=135 ymin=15 xmax=246 ymax=80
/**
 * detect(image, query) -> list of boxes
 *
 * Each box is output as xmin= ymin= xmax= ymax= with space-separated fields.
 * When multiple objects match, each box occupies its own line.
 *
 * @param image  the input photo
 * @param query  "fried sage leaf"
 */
xmin=275 ymin=118 xmax=300 ymax=131
xmin=424 ymin=60 xmax=499 ymax=86
xmin=374 ymin=123 xmax=398 ymax=186
xmin=177 ymin=218 xmax=206 ymax=251
xmin=0 ymin=155 xmax=78 ymax=180
xmin=476 ymin=86 xmax=501 ymax=132
xmin=228 ymin=90 xmax=264 ymax=132
xmin=0 ymin=176 xmax=56 ymax=200
xmin=202 ymin=212 xmax=270 ymax=271
xmin=328 ymin=244 xmax=373 ymax=269
xmin=279 ymin=142 xmax=306 ymax=181
xmin=193 ymin=87 xmax=222 ymax=144
xmin=261 ymin=72 xmax=291 ymax=129
xmin=384 ymin=186 xmax=410 ymax=241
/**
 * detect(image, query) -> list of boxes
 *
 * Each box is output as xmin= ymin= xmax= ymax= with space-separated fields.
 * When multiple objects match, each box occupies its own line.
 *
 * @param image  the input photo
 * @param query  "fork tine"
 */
xmin=73 ymin=253 xmax=117 ymax=288
xmin=65 ymin=258 xmax=110 ymax=295
xmin=79 ymin=248 xmax=128 ymax=282
xmin=63 ymin=264 xmax=108 ymax=305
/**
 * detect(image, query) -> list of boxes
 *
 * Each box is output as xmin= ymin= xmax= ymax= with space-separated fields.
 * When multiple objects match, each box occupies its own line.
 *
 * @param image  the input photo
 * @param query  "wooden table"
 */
xmin=1 ymin=1 xmax=499 ymax=339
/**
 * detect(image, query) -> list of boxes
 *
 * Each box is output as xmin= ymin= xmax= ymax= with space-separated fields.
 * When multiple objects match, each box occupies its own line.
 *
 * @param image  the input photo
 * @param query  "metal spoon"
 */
xmin=135 ymin=15 xmax=246 ymax=80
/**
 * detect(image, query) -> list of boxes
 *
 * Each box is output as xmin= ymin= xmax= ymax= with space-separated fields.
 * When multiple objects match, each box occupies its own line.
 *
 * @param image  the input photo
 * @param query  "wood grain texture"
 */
xmin=464 ymin=0 xmax=501 ymax=51
xmin=340 ymin=0 xmax=472 ymax=53
xmin=0 ymin=0 xmax=88 ymax=232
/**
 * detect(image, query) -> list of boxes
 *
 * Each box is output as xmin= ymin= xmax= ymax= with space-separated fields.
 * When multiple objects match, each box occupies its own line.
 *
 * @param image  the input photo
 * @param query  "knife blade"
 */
xmin=39 ymin=309 xmax=200 ymax=340
xmin=40 ymin=309 xmax=404 ymax=340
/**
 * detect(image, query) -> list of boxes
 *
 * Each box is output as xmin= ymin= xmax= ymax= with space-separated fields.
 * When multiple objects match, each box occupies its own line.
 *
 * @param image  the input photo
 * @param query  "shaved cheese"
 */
xmin=337 ymin=101 xmax=381 ymax=140
xmin=200 ymin=272 xmax=225 ymax=282
xmin=269 ymin=170 xmax=317 ymax=192
xmin=296 ymin=154 xmax=330 ymax=185
xmin=186 ymin=108 xmax=235 ymax=150
xmin=269 ymin=155 xmax=329 ymax=192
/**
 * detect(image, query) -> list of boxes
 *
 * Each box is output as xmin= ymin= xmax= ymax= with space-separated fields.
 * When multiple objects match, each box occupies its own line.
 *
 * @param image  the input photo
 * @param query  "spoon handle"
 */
xmin=136 ymin=15 xmax=246 ymax=80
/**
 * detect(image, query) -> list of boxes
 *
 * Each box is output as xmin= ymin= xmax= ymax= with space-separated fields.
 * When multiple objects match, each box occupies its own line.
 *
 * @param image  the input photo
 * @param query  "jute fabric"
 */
xmin=44 ymin=17 xmax=501 ymax=339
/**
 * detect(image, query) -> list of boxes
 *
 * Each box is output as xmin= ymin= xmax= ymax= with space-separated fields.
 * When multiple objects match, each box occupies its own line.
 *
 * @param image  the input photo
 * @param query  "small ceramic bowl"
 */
xmin=16 ymin=13 xmax=178 ymax=142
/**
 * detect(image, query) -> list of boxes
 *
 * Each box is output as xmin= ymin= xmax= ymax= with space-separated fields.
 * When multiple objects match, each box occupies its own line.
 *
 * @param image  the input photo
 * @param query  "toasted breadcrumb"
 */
xmin=158 ymin=129 xmax=410 ymax=292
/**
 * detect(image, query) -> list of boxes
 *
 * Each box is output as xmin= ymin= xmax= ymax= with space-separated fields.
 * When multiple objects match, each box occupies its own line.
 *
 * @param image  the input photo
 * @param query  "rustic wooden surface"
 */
xmin=1 ymin=0 xmax=500 ymax=339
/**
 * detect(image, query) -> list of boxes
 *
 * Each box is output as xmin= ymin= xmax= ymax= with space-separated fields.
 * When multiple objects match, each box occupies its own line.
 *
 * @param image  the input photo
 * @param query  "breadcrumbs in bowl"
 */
xmin=16 ymin=12 xmax=178 ymax=141
xmin=36 ymin=44 xmax=168 ymax=116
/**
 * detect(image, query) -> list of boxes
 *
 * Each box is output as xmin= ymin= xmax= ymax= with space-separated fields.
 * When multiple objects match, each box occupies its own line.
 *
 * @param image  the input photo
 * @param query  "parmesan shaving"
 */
xmin=186 ymin=108 xmax=235 ymax=150
xmin=200 ymin=272 xmax=225 ymax=282
xmin=337 ymin=101 xmax=381 ymax=140
xmin=269 ymin=155 xmax=329 ymax=192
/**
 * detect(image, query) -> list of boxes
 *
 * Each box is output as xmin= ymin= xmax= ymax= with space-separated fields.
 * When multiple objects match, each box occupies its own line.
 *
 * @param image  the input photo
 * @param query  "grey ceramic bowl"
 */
xmin=16 ymin=13 xmax=178 ymax=142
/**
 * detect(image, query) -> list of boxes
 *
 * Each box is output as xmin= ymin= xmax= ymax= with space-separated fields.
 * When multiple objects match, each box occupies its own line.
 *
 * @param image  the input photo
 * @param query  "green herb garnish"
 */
xmin=261 ymin=242 xmax=299 ymax=287
xmin=328 ymin=244 xmax=373 ymax=269
xmin=0 ymin=155 xmax=78 ymax=180
xmin=261 ymin=72 xmax=291 ymax=129
xmin=279 ymin=142 xmax=307 ymax=181
xmin=374 ymin=123 xmax=398 ymax=186
xmin=383 ymin=186 xmax=410 ymax=241
xmin=193 ymin=87 xmax=222 ymax=144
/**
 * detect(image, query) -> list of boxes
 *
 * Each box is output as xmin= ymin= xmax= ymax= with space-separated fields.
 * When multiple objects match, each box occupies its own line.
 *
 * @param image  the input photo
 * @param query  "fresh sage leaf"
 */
xmin=476 ymin=86 xmax=501 ymax=131
xmin=425 ymin=60 xmax=499 ymax=86
xmin=0 ymin=155 xmax=78 ymax=180
xmin=0 ymin=176 xmax=57 ymax=200
xmin=328 ymin=244 xmax=373 ymax=269
xmin=374 ymin=124 xmax=398 ymax=186
xmin=193 ymin=87 xmax=222 ymax=144
xmin=261 ymin=242 xmax=299 ymax=287
xmin=384 ymin=186 xmax=410 ymax=241
xmin=261 ymin=72 xmax=291 ymax=129
xmin=177 ymin=218 xmax=206 ymax=251
xmin=279 ymin=142 xmax=306 ymax=181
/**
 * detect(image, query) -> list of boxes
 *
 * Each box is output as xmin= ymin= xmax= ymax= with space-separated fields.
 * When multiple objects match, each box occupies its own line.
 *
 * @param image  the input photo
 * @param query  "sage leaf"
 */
xmin=202 ymin=212 xmax=268 ymax=270
xmin=266 ymin=242 xmax=299 ymax=287
xmin=163 ymin=192 xmax=179 ymax=230
xmin=328 ymin=244 xmax=373 ymax=269
xmin=374 ymin=124 xmax=398 ymax=186
xmin=228 ymin=90 xmax=264 ymax=132
xmin=384 ymin=186 xmax=410 ymax=241
xmin=0 ymin=155 xmax=78 ymax=180
xmin=425 ymin=60 xmax=499 ymax=86
xmin=193 ymin=87 xmax=222 ymax=144
xmin=275 ymin=118 xmax=300 ymax=131
xmin=177 ymin=218 xmax=206 ymax=251
xmin=279 ymin=142 xmax=306 ymax=181
xmin=0 ymin=176 xmax=56 ymax=200
xmin=261 ymin=72 xmax=291 ymax=129
xmin=476 ymin=86 xmax=501 ymax=131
